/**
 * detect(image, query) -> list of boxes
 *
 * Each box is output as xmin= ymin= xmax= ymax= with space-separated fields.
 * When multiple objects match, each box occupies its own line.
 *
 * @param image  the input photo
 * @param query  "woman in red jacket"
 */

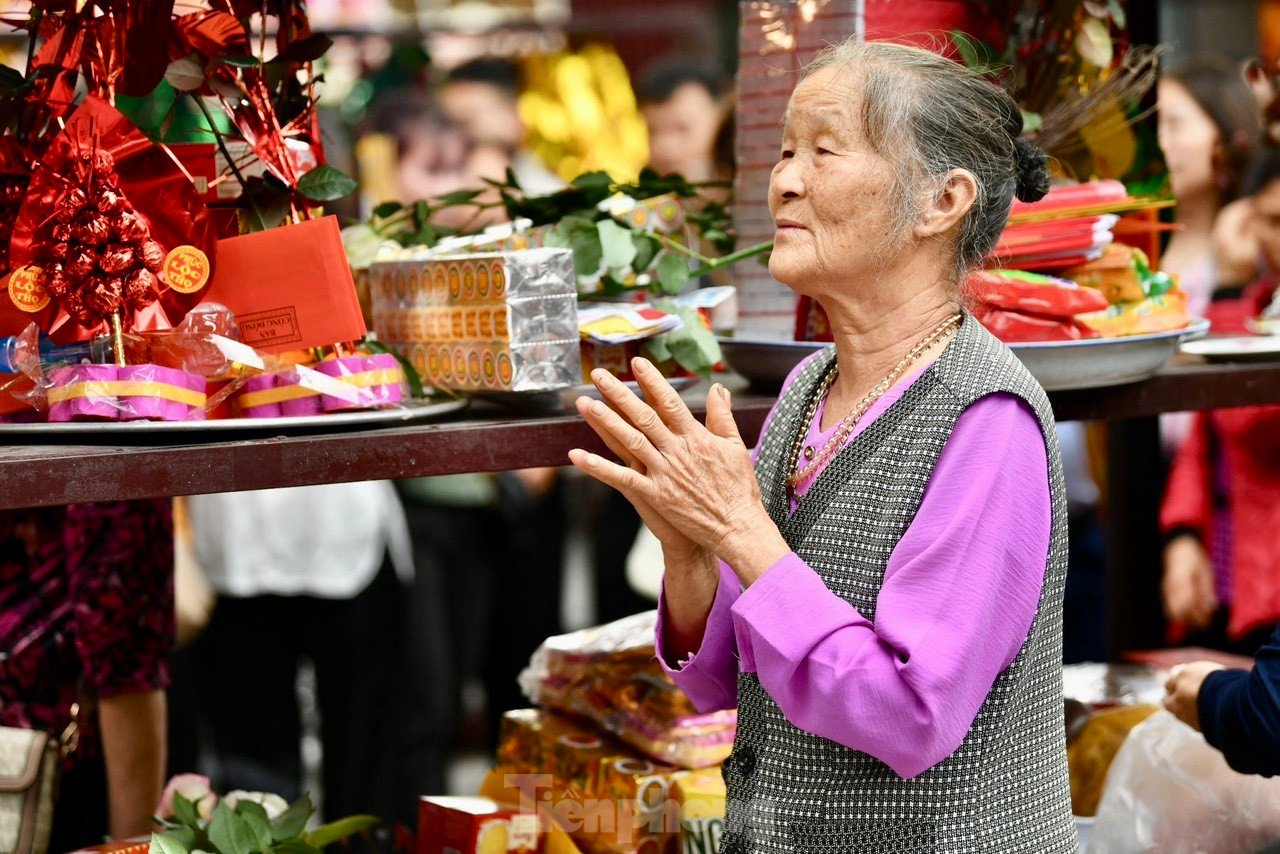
xmin=1163 ymin=148 xmax=1280 ymax=650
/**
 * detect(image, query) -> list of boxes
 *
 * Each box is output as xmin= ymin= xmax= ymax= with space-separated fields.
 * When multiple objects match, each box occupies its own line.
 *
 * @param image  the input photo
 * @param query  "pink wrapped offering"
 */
xmin=314 ymin=354 xmax=405 ymax=412
xmin=232 ymin=368 xmax=323 ymax=418
xmin=48 ymin=364 xmax=119 ymax=422
xmin=47 ymin=363 xmax=206 ymax=422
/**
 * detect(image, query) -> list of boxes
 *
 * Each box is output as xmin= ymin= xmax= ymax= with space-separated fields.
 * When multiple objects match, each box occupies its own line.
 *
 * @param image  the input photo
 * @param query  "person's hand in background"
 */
xmin=1163 ymin=534 xmax=1218 ymax=631
xmin=1163 ymin=661 xmax=1226 ymax=730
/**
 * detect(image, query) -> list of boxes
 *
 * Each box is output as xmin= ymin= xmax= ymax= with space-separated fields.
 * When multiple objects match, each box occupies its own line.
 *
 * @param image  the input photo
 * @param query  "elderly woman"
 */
xmin=569 ymin=39 xmax=1075 ymax=852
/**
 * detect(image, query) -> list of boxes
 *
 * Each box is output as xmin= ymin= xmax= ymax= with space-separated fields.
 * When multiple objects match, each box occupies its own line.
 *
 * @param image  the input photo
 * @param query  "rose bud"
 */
xmin=63 ymin=293 xmax=93 ymax=325
xmin=124 ymin=268 xmax=158 ymax=307
xmin=46 ymin=268 xmax=72 ymax=298
xmin=74 ymin=210 xmax=111 ymax=246
xmin=65 ymin=248 xmax=95 ymax=281
xmin=114 ymin=210 xmax=148 ymax=243
xmin=84 ymin=275 xmax=124 ymax=316
xmin=52 ymin=223 xmax=72 ymax=243
xmin=54 ymin=187 xmax=88 ymax=223
xmin=99 ymin=243 xmax=135 ymax=275
xmin=95 ymin=187 xmax=124 ymax=214
xmin=50 ymin=241 xmax=70 ymax=262
xmin=139 ymin=240 xmax=166 ymax=273
xmin=2 ymin=182 xmax=23 ymax=204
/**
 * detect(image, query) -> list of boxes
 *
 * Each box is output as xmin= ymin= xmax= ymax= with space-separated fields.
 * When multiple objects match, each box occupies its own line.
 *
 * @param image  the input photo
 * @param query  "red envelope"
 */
xmin=203 ymin=216 xmax=366 ymax=354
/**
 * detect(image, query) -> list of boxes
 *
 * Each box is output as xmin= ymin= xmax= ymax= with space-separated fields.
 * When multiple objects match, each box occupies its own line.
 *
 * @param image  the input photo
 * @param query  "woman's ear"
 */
xmin=915 ymin=168 xmax=979 ymax=240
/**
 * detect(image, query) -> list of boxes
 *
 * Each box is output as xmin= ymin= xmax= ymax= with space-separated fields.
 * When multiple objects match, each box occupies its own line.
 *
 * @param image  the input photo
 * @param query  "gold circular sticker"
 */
xmin=9 ymin=266 xmax=49 ymax=313
xmin=162 ymin=245 xmax=211 ymax=294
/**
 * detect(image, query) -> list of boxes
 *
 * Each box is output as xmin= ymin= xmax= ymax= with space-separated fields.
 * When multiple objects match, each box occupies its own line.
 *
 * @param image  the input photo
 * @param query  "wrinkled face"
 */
xmin=1253 ymin=178 xmax=1280 ymax=272
xmin=767 ymin=65 xmax=901 ymax=296
xmin=1157 ymin=79 xmax=1221 ymax=199
xmin=643 ymin=83 xmax=722 ymax=179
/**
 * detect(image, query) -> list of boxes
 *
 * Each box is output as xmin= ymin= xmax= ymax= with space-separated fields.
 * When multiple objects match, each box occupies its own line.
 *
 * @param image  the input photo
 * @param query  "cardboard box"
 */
xmin=417 ymin=796 xmax=544 ymax=854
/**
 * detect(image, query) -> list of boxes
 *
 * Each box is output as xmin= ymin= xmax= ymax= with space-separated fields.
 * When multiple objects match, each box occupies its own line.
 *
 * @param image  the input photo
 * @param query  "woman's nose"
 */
xmin=771 ymin=158 xmax=804 ymax=199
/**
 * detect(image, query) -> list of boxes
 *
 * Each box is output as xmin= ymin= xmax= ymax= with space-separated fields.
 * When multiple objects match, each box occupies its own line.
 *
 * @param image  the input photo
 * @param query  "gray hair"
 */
xmin=802 ymin=39 xmax=1048 ymax=284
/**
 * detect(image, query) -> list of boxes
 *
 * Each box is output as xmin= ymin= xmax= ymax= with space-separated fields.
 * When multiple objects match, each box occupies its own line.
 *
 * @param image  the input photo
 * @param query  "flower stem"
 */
xmin=686 ymin=240 xmax=774 ymax=278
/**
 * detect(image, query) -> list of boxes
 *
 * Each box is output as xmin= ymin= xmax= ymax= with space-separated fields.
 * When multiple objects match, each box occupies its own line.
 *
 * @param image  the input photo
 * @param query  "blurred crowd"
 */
xmin=5 ymin=40 xmax=1280 ymax=849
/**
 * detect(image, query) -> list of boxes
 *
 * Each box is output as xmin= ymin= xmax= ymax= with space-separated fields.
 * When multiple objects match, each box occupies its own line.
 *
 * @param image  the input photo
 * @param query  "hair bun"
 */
xmin=1013 ymin=136 xmax=1050 ymax=203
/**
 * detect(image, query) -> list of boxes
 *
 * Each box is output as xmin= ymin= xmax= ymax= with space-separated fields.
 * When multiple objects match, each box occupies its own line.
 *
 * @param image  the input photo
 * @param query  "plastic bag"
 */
xmin=518 ymin=612 xmax=736 ymax=769
xmin=1090 ymin=711 xmax=1280 ymax=853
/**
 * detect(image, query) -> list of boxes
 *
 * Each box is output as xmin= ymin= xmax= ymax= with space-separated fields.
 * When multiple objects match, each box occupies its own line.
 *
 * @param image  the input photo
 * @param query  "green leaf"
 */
xmin=650 ymin=303 xmax=720 ymax=378
xmin=567 ymin=226 xmax=603 ymax=278
xmin=234 ymin=801 xmax=274 ymax=851
xmin=219 ymin=53 xmax=261 ymax=68
xmin=655 ymin=251 xmax=690 ymax=295
xmin=597 ymin=219 xmax=637 ymax=275
xmin=208 ymin=803 xmax=257 ymax=854
xmin=571 ymin=171 xmax=613 ymax=191
xmin=270 ymin=841 xmax=322 ymax=854
xmin=280 ymin=34 xmax=334 ymax=64
xmin=151 ymin=832 xmax=191 ymax=854
xmin=643 ymin=334 xmax=672 ymax=364
xmin=302 ymin=815 xmax=379 ymax=849
xmin=296 ymin=164 xmax=359 ymax=202
xmin=165 ymin=55 xmax=207 ymax=92
xmin=173 ymin=792 xmax=200 ymax=829
xmin=631 ymin=232 xmax=661 ymax=272
xmin=372 ymin=201 xmax=403 ymax=219
xmin=117 ymin=80 xmax=180 ymax=139
xmin=167 ymin=825 xmax=201 ymax=850
xmin=269 ymin=794 xmax=313 ymax=843
xmin=0 ymin=64 xmax=24 ymax=92
xmin=1020 ymin=110 xmax=1044 ymax=135
xmin=1107 ymin=0 xmax=1127 ymax=29
xmin=949 ymin=30 xmax=990 ymax=72
xmin=432 ymin=188 xmax=483 ymax=207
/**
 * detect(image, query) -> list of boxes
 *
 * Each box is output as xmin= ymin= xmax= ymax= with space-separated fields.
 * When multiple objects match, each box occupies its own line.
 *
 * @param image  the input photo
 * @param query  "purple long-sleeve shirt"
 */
xmin=656 ymin=355 xmax=1052 ymax=779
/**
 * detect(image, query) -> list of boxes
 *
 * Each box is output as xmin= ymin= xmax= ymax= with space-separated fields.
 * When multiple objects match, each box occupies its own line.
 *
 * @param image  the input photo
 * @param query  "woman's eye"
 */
xmin=816 ymin=147 xmax=833 ymax=156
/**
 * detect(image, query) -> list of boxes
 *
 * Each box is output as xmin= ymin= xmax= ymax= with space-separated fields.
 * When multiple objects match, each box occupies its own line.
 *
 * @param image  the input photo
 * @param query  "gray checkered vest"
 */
xmin=721 ymin=315 xmax=1076 ymax=853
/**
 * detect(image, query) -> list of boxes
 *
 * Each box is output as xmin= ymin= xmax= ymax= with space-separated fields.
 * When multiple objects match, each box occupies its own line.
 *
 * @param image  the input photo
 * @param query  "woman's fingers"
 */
xmin=575 ymin=396 xmax=646 ymax=473
xmin=567 ymin=448 xmax=649 ymax=497
xmin=575 ymin=395 xmax=664 ymax=470
xmin=591 ymin=368 xmax=679 ymax=450
xmin=704 ymin=382 xmax=744 ymax=445
xmin=630 ymin=358 xmax=700 ymax=434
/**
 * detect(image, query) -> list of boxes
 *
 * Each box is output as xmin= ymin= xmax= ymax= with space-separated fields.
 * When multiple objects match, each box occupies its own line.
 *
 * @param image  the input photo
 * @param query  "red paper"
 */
xmin=203 ymin=215 xmax=365 ymax=354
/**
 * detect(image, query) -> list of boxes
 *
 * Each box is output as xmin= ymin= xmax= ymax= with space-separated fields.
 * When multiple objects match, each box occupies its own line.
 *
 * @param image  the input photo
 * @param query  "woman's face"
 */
xmin=1252 ymin=178 xmax=1280 ymax=272
xmin=1157 ymin=79 xmax=1221 ymax=200
xmin=767 ymin=65 xmax=901 ymax=295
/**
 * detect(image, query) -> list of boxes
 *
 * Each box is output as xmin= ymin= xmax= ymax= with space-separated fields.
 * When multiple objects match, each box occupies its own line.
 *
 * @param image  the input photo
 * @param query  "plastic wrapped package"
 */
xmin=1063 ymin=663 xmax=1166 ymax=708
xmin=1090 ymin=711 xmax=1280 ymax=853
xmin=489 ymin=709 xmax=726 ymax=854
xmin=46 ymin=362 xmax=206 ymax=422
xmin=519 ymin=612 xmax=737 ymax=769
xmin=370 ymin=247 xmax=580 ymax=392
xmin=232 ymin=358 xmax=406 ymax=418
xmin=493 ymin=709 xmax=686 ymax=854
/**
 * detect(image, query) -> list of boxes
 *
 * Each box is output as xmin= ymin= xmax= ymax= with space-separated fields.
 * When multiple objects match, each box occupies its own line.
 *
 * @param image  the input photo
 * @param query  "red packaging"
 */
xmin=4 ymin=96 xmax=217 ymax=342
xmin=973 ymin=305 xmax=1098 ymax=343
xmin=203 ymin=216 xmax=366 ymax=354
xmin=417 ymin=796 xmax=543 ymax=854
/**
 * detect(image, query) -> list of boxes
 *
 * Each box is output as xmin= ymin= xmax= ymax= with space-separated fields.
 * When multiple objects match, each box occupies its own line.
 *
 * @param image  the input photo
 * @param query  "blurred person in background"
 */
xmin=439 ymin=57 xmax=563 ymax=196
xmin=1157 ymin=57 xmax=1263 ymax=316
xmin=1162 ymin=148 xmax=1280 ymax=654
xmin=184 ymin=483 xmax=411 ymax=823
xmin=370 ymin=90 xmax=566 ymax=808
xmin=0 ymin=501 xmax=172 ymax=850
xmin=638 ymin=59 xmax=727 ymax=182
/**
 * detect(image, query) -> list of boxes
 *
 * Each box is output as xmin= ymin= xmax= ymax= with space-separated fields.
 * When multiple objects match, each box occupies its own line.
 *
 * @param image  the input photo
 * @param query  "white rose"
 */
xmin=221 ymin=790 xmax=290 ymax=820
